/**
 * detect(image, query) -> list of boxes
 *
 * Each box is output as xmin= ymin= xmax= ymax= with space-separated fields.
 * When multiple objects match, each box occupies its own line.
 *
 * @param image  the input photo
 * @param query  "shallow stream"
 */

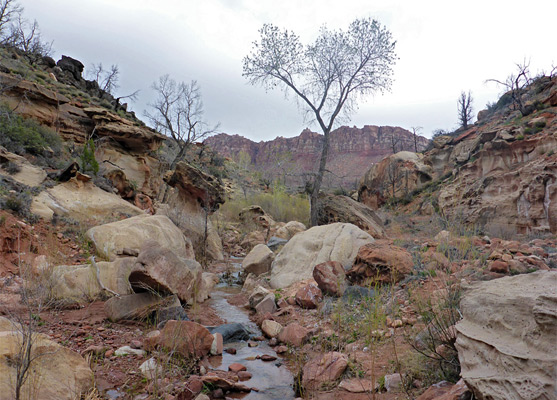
xmin=206 ymin=263 xmax=295 ymax=399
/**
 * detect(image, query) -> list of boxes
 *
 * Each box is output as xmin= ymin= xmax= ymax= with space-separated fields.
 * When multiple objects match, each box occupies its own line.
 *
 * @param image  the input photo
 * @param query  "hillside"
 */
xmin=206 ymin=125 xmax=429 ymax=189
xmin=359 ymin=74 xmax=557 ymax=235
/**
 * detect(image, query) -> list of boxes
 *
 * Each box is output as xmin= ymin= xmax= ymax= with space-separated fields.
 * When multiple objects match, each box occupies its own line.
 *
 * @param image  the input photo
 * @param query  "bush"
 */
xmin=3 ymin=161 xmax=21 ymax=175
xmin=80 ymin=139 xmax=99 ymax=175
xmin=217 ymin=184 xmax=309 ymax=225
xmin=0 ymin=104 xmax=61 ymax=156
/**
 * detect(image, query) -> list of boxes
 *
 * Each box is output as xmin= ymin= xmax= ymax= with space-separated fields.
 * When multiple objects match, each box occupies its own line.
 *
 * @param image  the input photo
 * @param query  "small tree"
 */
xmin=457 ymin=91 xmax=473 ymax=129
xmin=0 ymin=0 xmax=22 ymax=38
xmin=88 ymin=63 xmax=120 ymax=95
xmin=145 ymin=75 xmax=219 ymax=171
xmin=411 ymin=126 xmax=422 ymax=152
xmin=80 ymin=139 xmax=99 ymax=175
xmin=243 ymin=18 xmax=397 ymax=226
xmin=487 ymin=60 xmax=532 ymax=116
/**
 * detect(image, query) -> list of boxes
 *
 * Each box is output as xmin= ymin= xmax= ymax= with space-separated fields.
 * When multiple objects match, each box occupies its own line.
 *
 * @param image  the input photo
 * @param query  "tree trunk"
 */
xmin=309 ymin=130 xmax=331 ymax=226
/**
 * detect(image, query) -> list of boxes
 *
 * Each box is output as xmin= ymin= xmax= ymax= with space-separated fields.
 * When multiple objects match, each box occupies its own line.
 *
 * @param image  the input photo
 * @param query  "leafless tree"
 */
xmin=457 ymin=91 xmax=473 ymax=129
xmin=243 ymin=18 xmax=397 ymax=226
xmin=487 ymin=60 xmax=532 ymax=116
xmin=410 ymin=126 xmax=422 ymax=152
xmin=146 ymin=75 xmax=220 ymax=171
xmin=4 ymin=15 xmax=52 ymax=61
xmin=389 ymin=131 xmax=401 ymax=154
xmin=88 ymin=63 xmax=120 ymax=95
xmin=0 ymin=0 xmax=22 ymax=38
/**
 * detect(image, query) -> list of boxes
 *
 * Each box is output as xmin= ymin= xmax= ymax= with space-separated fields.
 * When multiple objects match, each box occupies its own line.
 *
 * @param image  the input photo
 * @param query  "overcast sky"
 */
xmin=24 ymin=0 xmax=556 ymax=140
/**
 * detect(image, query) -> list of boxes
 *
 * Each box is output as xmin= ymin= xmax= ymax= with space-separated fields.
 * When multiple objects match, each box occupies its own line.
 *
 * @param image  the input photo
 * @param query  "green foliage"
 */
xmin=516 ymin=133 xmax=525 ymax=140
xmin=217 ymin=182 xmax=309 ymax=225
xmin=80 ymin=139 xmax=99 ymax=175
xmin=0 ymin=104 xmax=61 ymax=156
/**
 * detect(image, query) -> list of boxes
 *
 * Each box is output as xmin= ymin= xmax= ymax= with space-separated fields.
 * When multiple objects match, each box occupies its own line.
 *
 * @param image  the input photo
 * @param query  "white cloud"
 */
xmin=23 ymin=0 xmax=557 ymax=139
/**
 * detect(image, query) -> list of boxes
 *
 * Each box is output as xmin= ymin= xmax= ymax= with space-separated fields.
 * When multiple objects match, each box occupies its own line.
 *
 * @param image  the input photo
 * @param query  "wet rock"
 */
xmin=210 ymin=333 xmax=223 ymax=356
xmin=278 ymin=323 xmax=311 ymax=347
xmin=270 ymin=223 xmax=374 ymax=289
xmin=242 ymin=244 xmax=274 ymax=276
xmin=225 ymin=347 xmax=237 ymax=355
xmin=295 ymin=284 xmax=323 ymax=309
xmin=260 ymin=354 xmax=277 ymax=361
xmin=237 ymin=371 xmax=252 ymax=381
xmin=261 ymin=319 xmax=283 ymax=338
xmin=146 ymin=320 xmax=213 ymax=358
xmin=348 ymin=242 xmax=413 ymax=285
xmin=302 ymin=352 xmax=348 ymax=391
xmin=313 ymin=261 xmax=347 ymax=296
xmin=208 ymin=323 xmax=250 ymax=343
xmin=229 ymin=363 xmax=247 ymax=373
xmin=455 ymin=271 xmax=557 ymax=400
xmin=156 ymin=305 xmax=190 ymax=326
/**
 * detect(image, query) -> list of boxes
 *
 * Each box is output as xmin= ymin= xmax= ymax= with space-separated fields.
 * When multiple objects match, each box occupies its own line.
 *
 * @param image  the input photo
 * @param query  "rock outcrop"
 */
xmin=31 ymin=178 xmax=144 ymax=222
xmin=358 ymin=151 xmax=433 ymax=209
xmin=0 ymin=146 xmax=47 ymax=187
xmin=270 ymin=223 xmax=374 ymax=289
xmin=0 ymin=317 xmax=93 ymax=400
xmin=206 ymin=126 xmax=429 ymax=189
xmin=316 ymin=194 xmax=385 ymax=238
xmin=86 ymin=214 xmax=194 ymax=261
xmin=455 ymin=271 xmax=557 ymax=400
xmin=160 ymin=161 xmax=225 ymax=261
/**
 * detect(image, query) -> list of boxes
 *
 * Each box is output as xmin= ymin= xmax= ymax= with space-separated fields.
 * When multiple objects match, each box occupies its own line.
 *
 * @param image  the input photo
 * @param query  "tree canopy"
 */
xmin=243 ymin=17 xmax=397 ymax=225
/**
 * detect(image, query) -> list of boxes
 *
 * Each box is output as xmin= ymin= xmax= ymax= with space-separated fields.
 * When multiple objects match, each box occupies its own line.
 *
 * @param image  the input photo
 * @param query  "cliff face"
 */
xmin=206 ymin=125 xmax=429 ymax=188
xmin=359 ymin=75 xmax=557 ymax=235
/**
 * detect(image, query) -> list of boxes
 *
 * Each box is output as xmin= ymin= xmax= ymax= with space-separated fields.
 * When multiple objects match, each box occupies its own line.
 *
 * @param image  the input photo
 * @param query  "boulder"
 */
xmin=270 ymin=223 xmax=374 ymax=289
xmin=455 ymin=271 xmax=557 ymax=400
xmin=145 ymin=320 xmax=214 ymax=358
xmin=0 ymin=317 xmax=93 ymax=400
xmin=313 ymin=261 xmax=347 ymax=296
xmin=358 ymin=151 xmax=433 ymax=209
xmin=248 ymin=286 xmax=271 ymax=309
xmin=278 ymin=323 xmax=310 ymax=347
xmin=104 ymin=292 xmax=180 ymax=322
xmin=242 ymin=244 xmax=274 ymax=276
xmin=266 ymin=236 xmax=288 ymax=251
xmin=86 ymin=214 xmax=194 ymax=261
xmin=239 ymin=205 xmax=275 ymax=230
xmin=31 ymin=179 xmax=143 ymax=222
xmin=132 ymin=240 xmax=204 ymax=304
xmin=0 ymin=146 xmax=46 ymax=187
xmin=255 ymin=293 xmax=277 ymax=315
xmin=316 ymin=194 xmax=385 ymax=238
xmin=302 ymin=352 xmax=348 ymax=391
xmin=51 ymin=240 xmax=205 ymax=305
xmin=162 ymin=161 xmax=225 ymax=261
xmin=295 ymin=284 xmax=323 ymax=309
xmin=208 ymin=324 xmax=251 ymax=343
xmin=274 ymin=221 xmax=306 ymax=240
xmin=261 ymin=320 xmax=283 ymax=338
xmin=347 ymin=243 xmax=414 ymax=285
xmin=416 ymin=379 xmax=472 ymax=400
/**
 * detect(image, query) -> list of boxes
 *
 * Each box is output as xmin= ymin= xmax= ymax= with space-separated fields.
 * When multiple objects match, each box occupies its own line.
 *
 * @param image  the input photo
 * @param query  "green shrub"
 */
xmin=3 ymin=162 xmax=21 ymax=175
xmin=0 ymin=104 xmax=61 ymax=155
xmin=516 ymin=134 xmax=524 ymax=140
xmin=217 ymin=183 xmax=309 ymax=225
xmin=80 ymin=139 xmax=99 ymax=175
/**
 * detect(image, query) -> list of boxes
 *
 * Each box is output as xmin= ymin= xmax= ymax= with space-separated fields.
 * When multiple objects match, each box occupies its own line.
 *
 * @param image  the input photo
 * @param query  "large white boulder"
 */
xmin=0 ymin=317 xmax=93 ymax=400
xmin=86 ymin=214 xmax=194 ymax=261
xmin=270 ymin=223 xmax=374 ymax=289
xmin=31 ymin=178 xmax=143 ymax=222
xmin=455 ymin=271 xmax=557 ymax=400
